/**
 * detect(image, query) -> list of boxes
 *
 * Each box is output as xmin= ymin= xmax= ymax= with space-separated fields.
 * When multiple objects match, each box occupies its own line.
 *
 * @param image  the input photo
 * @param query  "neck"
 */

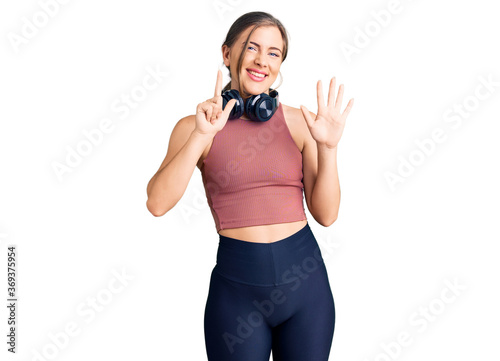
xmin=231 ymin=84 xmax=269 ymax=96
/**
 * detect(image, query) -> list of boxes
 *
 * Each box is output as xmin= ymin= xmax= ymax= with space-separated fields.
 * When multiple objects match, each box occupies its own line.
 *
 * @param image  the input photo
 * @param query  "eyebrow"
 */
xmin=243 ymin=41 xmax=283 ymax=54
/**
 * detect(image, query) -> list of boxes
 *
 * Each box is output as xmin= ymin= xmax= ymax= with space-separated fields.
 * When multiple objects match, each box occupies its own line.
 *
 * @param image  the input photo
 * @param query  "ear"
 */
xmin=221 ymin=45 xmax=230 ymax=67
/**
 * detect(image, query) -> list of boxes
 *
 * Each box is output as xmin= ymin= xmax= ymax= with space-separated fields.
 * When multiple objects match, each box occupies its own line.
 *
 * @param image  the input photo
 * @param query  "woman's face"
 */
xmin=223 ymin=25 xmax=284 ymax=96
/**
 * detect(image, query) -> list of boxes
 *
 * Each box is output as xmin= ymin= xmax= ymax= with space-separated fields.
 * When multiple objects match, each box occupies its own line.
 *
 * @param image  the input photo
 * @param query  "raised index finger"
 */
xmin=214 ymin=69 xmax=223 ymax=98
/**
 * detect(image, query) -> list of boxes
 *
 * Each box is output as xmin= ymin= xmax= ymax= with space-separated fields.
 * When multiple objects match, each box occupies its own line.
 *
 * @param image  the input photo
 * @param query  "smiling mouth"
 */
xmin=246 ymin=69 xmax=267 ymax=81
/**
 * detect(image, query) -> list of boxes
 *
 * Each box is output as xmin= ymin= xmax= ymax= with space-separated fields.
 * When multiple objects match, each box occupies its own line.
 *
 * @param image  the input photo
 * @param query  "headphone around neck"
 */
xmin=221 ymin=89 xmax=279 ymax=122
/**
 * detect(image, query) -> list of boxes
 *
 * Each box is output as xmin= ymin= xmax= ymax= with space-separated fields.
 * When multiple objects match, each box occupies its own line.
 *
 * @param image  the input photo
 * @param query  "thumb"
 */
xmin=221 ymin=98 xmax=237 ymax=120
xmin=300 ymin=105 xmax=314 ymax=129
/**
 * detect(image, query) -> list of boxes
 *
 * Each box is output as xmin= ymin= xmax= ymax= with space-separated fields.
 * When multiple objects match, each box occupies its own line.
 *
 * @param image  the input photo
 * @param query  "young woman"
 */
xmin=146 ymin=11 xmax=353 ymax=361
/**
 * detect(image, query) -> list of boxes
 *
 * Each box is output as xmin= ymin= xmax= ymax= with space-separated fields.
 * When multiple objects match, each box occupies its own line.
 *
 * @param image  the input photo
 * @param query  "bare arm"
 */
xmin=146 ymin=69 xmax=236 ymax=217
xmin=146 ymin=118 xmax=213 ymax=216
xmin=301 ymin=78 xmax=353 ymax=226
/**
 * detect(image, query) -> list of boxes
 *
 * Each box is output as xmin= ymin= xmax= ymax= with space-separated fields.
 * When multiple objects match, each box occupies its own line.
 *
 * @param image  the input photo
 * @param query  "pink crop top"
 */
xmin=200 ymin=102 xmax=307 ymax=233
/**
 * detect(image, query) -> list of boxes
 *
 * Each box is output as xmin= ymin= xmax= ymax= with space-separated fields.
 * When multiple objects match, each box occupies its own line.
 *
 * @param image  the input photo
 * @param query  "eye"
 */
xmin=270 ymin=52 xmax=279 ymax=57
xmin=248 ymin=46 xmax=257 ymax=51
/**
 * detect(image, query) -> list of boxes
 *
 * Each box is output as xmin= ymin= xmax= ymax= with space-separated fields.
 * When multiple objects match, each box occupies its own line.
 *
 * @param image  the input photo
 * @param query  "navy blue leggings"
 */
xmin=204 ymin=222 xmax=335 ymax=361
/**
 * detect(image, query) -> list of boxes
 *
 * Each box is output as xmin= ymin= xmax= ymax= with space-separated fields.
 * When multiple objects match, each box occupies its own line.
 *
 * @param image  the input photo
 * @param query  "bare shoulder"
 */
xmin=169 ymin=114 xmax=197 ymax=149
xmin=177 ymin=113 xmax=196 ymax=129
xmin=171 ymin=114 xmax=198 ymax=142
xmin=281 ymin=103 xmax=315 ymax=121
xmin=177 ymin=114 xmax=215 ymax=170
xmin=281 ymin=103 xmax=317 ymax=151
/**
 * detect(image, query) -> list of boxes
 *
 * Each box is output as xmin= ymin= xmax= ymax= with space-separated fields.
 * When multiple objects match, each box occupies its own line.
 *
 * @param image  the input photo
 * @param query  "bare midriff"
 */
xmin=217 ymin=219 xmax=308 ymax=243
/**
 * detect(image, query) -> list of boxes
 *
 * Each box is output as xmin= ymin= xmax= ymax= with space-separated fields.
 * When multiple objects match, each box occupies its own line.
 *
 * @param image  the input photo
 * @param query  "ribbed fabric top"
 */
xmin=201 ymin=102 xmax=307 ymax=233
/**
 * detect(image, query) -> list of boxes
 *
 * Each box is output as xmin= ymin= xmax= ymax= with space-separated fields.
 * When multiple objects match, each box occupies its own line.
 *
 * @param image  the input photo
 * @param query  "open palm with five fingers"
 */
xmin=195 ymin=69 xmax=237 ymax=137
xmin=300 ymin=77 xmax=354 ymax=149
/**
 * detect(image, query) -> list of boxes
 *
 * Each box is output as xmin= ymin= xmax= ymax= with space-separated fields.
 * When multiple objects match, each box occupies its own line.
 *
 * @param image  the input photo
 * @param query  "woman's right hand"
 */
xmin=195 ymin=69 xmax=237 ymax=137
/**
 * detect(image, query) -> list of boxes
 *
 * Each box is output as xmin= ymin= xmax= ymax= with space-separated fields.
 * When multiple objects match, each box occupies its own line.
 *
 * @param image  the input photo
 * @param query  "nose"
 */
xmin=254 ymin=51 xmax=267 ymax=68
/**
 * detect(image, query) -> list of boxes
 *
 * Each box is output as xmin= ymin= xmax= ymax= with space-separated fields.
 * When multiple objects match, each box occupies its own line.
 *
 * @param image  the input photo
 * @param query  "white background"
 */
xmin=1 ymin=0 xmax=499 ymax=360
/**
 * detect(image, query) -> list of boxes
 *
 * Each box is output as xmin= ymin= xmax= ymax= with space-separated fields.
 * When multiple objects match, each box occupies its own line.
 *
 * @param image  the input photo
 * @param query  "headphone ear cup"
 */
xmin=221 ymin=89 xmax=244 ymax=120
xmin=245 ymin=90 xmax=279 ymax=122
xmin=244 ymin=94 xmax=258 ymax=121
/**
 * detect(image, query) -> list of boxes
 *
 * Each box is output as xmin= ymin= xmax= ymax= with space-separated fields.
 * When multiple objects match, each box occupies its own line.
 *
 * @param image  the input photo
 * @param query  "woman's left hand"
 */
xmin=300 ymin=77 xmax=354 ymax=149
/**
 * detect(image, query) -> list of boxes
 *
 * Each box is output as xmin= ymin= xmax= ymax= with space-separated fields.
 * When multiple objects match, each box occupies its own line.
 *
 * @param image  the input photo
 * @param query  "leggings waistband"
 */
xmin=214 ymin=222 xmax=325 ymax=287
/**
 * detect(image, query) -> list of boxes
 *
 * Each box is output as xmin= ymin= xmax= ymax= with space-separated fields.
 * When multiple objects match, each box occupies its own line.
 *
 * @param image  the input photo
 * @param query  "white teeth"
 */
xmin=248 ymin=70 xmax=266 ymax=78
